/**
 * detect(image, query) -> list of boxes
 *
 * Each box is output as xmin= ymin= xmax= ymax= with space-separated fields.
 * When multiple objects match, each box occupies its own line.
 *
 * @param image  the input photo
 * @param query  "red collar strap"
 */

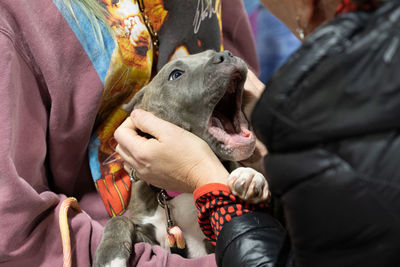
xmin=336 ymin=0 xmax=381 ymax=15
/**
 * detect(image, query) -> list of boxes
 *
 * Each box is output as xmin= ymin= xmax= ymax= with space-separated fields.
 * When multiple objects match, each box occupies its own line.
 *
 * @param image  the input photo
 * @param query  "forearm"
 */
xmin=0 ymin=181 xmax=103 ymax=266
xmin=194 ymin=183 xmax=290 ymax=267
xmin=0 ymin=33 xmax=102 ymax=266
xmin=217 ymin=212 xmax=290 ymax=267
xmin=194 ymin=183 xmax=269 ymax=244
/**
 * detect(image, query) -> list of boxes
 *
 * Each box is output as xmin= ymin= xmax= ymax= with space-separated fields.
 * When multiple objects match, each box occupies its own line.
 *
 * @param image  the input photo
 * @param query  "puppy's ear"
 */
xmin=124 ymin=87 xmax=146 ymax=112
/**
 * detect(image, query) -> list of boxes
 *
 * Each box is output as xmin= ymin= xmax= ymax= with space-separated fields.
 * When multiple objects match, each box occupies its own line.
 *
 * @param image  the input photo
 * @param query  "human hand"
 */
xmin=114 ymin=109 xmax=229 ymax=193
xmin=240 ymin=138 xmax=267 ymax=175
xmin=243 ymin=69 xmax=265 ymax=119
xmin=241 ymin=70 xmax=268 ymax=174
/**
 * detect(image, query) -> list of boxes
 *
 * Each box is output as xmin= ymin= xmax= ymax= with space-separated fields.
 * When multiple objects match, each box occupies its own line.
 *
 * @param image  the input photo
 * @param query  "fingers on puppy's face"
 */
xmin=115 ymin=144 xmax=135 ymax=166
xmin=123 ymin=162 xmax=132 ymax=173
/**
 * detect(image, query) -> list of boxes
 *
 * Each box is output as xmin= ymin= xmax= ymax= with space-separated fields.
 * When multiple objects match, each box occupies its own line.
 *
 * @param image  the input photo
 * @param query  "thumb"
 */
xmin=131 ymin=109 xmax=181 ymax=140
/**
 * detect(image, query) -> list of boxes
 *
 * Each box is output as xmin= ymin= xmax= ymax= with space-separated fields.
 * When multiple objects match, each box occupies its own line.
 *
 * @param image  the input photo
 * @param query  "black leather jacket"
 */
xmin=216 ymin=1 xmax=400 ymax=266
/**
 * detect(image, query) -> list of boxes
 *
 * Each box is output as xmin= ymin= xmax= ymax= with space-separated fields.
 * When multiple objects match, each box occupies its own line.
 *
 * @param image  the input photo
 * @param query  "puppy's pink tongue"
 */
xmin=226 ymin=131 xmax=254 ymax=146
xmin=241 ymin=127 xmax=251 ymax=137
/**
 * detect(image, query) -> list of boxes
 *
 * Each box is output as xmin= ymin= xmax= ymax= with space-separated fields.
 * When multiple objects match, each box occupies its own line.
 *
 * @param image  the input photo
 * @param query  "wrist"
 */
xmin=193 ymin=183 xmax=230 ymax=201
xmin=193 ymin=162 xmax=229 ymax=190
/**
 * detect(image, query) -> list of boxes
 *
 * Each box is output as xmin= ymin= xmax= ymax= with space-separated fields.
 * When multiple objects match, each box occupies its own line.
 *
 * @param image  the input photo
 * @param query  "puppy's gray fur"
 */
xmin=94 ymin=50 xmax=265 ymax=267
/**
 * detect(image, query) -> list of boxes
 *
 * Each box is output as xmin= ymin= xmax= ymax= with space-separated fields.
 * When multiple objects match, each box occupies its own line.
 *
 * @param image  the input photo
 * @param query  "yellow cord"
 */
xmin=59 ymin=197 xmax=82 ymax=267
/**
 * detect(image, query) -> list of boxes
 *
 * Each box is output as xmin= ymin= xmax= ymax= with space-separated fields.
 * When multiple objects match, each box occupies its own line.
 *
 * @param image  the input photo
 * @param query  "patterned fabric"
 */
xmin=194 ymin=183 xmax=269 ymax=245
xmin=64 ymin=0 xmax=225 ymax=217
xmin=336 ymin=0 xmax=381 ymax=15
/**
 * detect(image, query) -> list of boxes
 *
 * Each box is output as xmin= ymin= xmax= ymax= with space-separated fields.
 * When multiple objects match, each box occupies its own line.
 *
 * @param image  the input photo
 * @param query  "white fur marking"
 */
xmin=105 ymin=257 xmax=126 ymax=267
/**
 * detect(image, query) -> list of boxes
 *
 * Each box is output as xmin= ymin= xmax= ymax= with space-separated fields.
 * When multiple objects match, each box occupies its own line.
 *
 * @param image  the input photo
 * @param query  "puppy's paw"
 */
xmin=93 ymin=256 xmax=128 ymax=267
xmin=93 ymin=241 xmax=131 ymax=267
xmin=228 ymin=167 xmax=269 ymax=204
xmin=93 ymin=216 xmax=134 ymax=267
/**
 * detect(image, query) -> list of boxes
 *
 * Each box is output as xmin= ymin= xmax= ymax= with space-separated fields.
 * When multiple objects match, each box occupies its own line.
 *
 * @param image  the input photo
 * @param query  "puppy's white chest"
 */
xmin=140 ymin=193 xmax=209 ymax=258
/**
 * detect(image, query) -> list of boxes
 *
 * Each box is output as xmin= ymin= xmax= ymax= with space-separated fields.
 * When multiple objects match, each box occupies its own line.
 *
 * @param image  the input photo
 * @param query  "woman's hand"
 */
xmin=241 ymin=69 xmax=268 ymax=175
xmin=114 ymin=109 xmax=229 ymax=193
xmin=243 ymin=69 xmax=266 ymax=119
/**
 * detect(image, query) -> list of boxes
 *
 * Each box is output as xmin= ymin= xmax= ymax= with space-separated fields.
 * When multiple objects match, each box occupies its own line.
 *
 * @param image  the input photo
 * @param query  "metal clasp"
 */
xmin=157 ymin=190 xmax=175 ymax=232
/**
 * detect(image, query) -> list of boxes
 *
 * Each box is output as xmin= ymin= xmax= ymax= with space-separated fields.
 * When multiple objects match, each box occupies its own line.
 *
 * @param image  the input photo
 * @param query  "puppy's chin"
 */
xmin=206 ymin=105 xmax=256 ymax=162
xmin=214 ymin=135 xmax=256 ymax=162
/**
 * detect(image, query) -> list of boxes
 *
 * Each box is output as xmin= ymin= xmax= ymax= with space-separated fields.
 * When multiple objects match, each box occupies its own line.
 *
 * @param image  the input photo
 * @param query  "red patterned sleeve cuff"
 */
xmin=194 ymin=183 xmax=269 ymax=245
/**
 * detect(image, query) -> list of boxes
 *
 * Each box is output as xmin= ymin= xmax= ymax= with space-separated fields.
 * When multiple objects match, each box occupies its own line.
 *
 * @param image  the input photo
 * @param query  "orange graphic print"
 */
xmin=90 ymin=0 xmax=222 ymax=217
xmin=93 ymin=0 xmax=166 ymax=216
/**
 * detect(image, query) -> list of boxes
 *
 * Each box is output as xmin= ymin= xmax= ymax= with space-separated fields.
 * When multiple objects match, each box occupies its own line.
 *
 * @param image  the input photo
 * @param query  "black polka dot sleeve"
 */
xmin=193 ymin=183 xmax=269 ymax=245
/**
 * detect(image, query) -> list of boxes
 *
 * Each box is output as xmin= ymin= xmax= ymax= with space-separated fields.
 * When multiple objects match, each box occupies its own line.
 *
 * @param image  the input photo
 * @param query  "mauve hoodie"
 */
xmin=0 ymin=0 xmax=258 ymax=266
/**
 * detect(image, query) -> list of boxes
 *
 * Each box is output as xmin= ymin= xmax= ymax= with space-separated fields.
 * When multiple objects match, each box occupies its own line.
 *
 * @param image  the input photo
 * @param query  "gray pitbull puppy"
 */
xmin=93 ymin=50 xmax=269 ymax=267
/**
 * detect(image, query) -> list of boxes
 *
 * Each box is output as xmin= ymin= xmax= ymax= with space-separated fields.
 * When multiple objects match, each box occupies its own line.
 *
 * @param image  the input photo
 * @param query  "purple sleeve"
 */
xmin=0 ymin=31 xmax=215 ymax=267
xmin=222 ymin=0 xmax=260 ymax=75
xmin=0 ymin=28 xmax=101 ymax=266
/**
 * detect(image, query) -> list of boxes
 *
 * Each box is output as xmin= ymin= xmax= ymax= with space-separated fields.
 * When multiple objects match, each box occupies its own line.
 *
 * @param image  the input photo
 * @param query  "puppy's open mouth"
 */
xmin=208 ymin=71 xmax=255 ymax=158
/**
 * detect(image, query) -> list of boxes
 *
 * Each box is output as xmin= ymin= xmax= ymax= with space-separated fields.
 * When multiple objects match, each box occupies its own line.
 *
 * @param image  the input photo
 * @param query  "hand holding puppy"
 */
xmin=114 ymin=109 xmax=229 ymax=193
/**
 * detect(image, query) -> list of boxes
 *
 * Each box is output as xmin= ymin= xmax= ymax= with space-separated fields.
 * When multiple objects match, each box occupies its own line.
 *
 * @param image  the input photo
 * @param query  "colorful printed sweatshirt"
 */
xmin=0 ymin=0 xmax=258 ymax=266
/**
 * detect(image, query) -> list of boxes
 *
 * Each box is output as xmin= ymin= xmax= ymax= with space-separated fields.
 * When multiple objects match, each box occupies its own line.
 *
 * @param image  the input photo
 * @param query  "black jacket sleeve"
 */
xmin=248 ymin=1 xmax=400 ymax=267
xmin=215 ymin=212 xmax=293 ymax=267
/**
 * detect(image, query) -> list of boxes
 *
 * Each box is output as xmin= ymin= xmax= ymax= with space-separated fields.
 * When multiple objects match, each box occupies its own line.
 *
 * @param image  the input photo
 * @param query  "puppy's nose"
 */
xmin=212 ymin=50 xmax=233 ymax=64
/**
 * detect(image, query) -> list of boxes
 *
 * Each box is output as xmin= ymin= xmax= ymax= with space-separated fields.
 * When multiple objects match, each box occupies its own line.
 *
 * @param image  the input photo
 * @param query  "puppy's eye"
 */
xmin=169 ymin=70 xmax=184 ymax=81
